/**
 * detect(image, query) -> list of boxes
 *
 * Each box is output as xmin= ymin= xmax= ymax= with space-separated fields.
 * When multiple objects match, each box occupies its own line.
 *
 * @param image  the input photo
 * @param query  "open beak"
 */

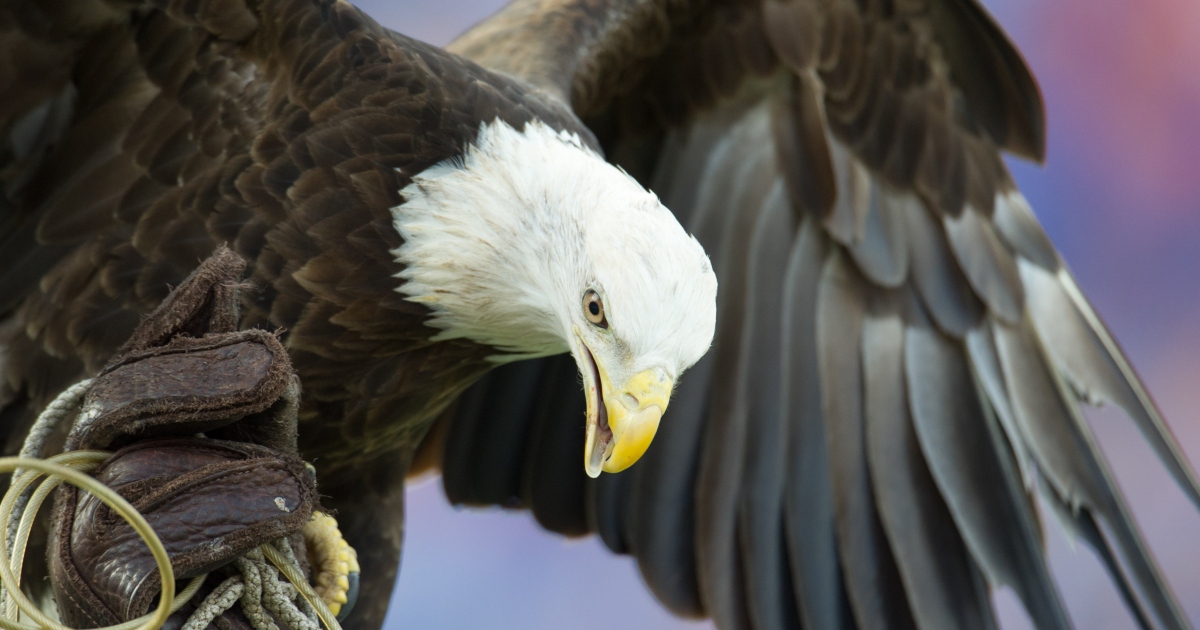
xmin=574 ymin=332 xmax=673 ymax=478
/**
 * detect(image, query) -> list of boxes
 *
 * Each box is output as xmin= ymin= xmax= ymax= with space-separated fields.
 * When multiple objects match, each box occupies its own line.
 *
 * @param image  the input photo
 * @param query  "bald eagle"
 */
xmin=1 ymin=0 xmax=1196 ymax=628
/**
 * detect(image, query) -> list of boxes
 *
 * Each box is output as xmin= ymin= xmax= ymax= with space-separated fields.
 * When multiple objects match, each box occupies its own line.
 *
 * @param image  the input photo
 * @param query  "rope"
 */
xmin=0 ymin=454 xmax=199 ymax=630
xmin=0 ymin=382 xmax=345 ymax=630
xmin=6 ymin=379 xmax=94 ymax=566
xmin=17 ymin=379 xmax=94 ymax=461
xmin=4 ymin=377 xmax=97 ymax=621
xmin=180 ymin=577 xmax=244 ymax=630
xmin=4 ymin=451 xmax=114 ymax=619
xmin=181 ymin=540 xmax=342 ymax=630
xmin=262 ymin=542 xmax=342 ymax=630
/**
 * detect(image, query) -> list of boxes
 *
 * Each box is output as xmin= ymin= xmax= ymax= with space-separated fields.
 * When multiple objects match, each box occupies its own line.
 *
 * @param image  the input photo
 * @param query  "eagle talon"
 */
xmin=304 ymin=513 xmax=361 ymax=619
xmin=337 ymin=571 xmax=360 ymax=622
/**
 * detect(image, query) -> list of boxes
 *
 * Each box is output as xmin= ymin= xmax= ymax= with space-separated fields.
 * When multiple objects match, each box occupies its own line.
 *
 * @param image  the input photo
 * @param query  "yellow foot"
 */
xmin=303 ymin=512 xmax=361 ymax=619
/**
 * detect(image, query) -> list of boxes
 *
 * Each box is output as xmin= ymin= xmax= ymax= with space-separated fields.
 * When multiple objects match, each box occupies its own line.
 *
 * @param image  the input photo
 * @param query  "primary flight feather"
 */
xmin=0 ymin=0 xmax=1195 ymax=628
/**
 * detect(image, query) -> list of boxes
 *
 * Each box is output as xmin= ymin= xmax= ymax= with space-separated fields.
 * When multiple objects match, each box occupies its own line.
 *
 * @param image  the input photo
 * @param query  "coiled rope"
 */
xmin=0 ymin=382 xmax=345 ymax=630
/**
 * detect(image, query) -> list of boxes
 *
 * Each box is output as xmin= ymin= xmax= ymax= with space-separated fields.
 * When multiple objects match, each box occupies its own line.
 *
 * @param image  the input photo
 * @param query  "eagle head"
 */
xmin=392 ymin=119 xmax=717 ymax=477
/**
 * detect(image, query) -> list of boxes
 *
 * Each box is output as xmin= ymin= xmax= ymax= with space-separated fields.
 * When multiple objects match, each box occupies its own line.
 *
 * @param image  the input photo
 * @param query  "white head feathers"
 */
xmin=390 ymin=119 xmax=717 ymax=378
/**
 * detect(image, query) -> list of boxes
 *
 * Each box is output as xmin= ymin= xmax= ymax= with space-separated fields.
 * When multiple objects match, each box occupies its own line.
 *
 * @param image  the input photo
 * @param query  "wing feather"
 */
xmin=737 ymin=180 xmax=799 ymax=630
xmin=944 ymin=205 xmax=1024 ymax=324
xmin=627 ymin=349 xmax=711 ymax=615
xmin=453 ymin=360 xmax=546 ymax=506
xmin=624 ymin=125 xmax=722 ymax=616
xmin=772 ymin=72 xmax=836 ymax=218
xmin=845 ymin=176 xmax=909 ymax=288
xmin=589 ymin=454 xmax=636 ymax=554
xmin=866 ymin=315 xmax=997 ymax=630
xmin=822 ymin=134 xmax=871 ymax=245
xmin=522 ymin=354 xmax=590 ymax=535
xmin=908 ymin=325 xmax=1071 ymax=629
xmin=996 ymin=318 xmax=1190 ymax=629
xmin=818 ymin=251 xmax=915 ymax=630
xmin=780 ymin=217 xmax=852 ymax=630
xmin=900 ymin=191 xmax=984 ymax=336
xmin=1022 ymin=262 xmax=1200 ymax=508
xmin=625 ymin=122 xmax=725 ymax=607
xmin=693 ymin=106 xmax=777 ymax=630
xmin=993 ymin=190 xmax=1059 ymax=269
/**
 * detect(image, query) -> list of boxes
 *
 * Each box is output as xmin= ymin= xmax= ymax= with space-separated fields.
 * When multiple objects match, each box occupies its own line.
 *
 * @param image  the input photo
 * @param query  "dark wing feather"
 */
xmin=867 ymin=311 xmax=996 ymax=630
xmin=521 ymin=354 xmax=590 ymax=535
xmin=736 ymin=174 xmax=798 ymax=630
xmin=691 ymin=107 xmax=776 ymax=630
xmin=818 ymin=250 xmax=916 ymax=630
xmin=438 ymin=0 xmax=1200 ymax=628
xmin=908 ymin=325 xmax=1069 ymax=630
xmin=780 ymin=216 xmax=852 ymax=630
xmin=621 ymin=115 xmax=742 ymax=615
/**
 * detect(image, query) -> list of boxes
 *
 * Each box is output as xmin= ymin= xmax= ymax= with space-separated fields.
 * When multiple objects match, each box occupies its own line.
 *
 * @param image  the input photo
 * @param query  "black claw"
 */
xmin=336 ymin=571 xmax=360 ymax=622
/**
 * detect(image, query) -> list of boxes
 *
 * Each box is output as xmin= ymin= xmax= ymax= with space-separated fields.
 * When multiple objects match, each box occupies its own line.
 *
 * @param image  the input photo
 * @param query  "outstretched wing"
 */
xmin=433 ymin=1 xmax=1200 ymax=628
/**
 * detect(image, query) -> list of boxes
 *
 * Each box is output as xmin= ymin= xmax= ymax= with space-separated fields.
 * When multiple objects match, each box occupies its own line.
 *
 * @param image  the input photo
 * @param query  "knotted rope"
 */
xmin=184 ymin=542 xmax=322 ymax=630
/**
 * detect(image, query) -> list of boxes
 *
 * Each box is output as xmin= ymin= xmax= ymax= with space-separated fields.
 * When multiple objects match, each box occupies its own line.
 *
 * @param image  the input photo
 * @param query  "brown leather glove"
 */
xmin=47 ymin=246 xmax=319 ymax=628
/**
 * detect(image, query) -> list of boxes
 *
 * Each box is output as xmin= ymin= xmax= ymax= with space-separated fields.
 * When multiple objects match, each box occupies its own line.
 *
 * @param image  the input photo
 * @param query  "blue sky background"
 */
xmin=340 ymin=1 xmax=1200 ymax=627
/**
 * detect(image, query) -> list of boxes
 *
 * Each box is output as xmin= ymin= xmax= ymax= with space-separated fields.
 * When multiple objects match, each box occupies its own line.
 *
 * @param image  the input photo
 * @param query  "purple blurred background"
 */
xmin=343 ymin=1 xmax=1200 ymax=627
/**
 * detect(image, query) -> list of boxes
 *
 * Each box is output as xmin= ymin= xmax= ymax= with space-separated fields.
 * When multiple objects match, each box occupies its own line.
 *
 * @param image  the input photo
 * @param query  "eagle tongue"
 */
xmin=597 ymin=389 xmax=612 ymax=454
xmin=588 ymin=390 xmax=614 ymax=473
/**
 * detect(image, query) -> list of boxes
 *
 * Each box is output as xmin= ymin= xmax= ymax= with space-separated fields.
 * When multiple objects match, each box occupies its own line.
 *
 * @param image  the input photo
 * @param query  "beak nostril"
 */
xmin=622 ymin=393 xmax=639 ymax=410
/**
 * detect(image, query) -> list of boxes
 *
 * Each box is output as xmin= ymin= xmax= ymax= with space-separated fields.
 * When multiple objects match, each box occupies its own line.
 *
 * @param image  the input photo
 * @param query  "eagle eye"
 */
xmin=583 ymin=290 xmax=608 ymax=329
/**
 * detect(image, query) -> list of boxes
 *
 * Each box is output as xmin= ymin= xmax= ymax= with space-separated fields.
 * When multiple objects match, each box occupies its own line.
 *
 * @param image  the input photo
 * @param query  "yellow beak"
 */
xmin=577 ymin=336 xmax=672 ymax=478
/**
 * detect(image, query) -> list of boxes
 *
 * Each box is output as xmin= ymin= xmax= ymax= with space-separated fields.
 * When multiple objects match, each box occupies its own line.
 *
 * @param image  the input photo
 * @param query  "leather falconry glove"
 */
xmin=47 ymin=245 xmax=320 ymax=629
